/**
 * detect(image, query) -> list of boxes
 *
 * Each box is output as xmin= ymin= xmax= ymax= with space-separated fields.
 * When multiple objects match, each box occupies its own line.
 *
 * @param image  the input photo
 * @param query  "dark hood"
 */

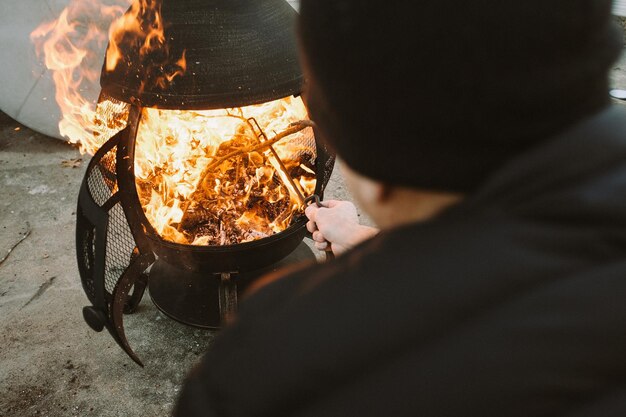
xmin=174 ymin=106 xmax=626 ymax=417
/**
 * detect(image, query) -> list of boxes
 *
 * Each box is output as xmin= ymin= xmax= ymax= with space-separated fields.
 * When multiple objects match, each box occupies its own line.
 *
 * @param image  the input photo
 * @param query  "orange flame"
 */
xmin=106 ymin=0 xmax=164 ymax=72
xmin=32 ymin=0 xmax=316 ymax=245
xmin=135 ymin=96 xmax=317 ymax=245
xmin=31 ymin=0 xmax=186 ymax=154
xmin=31 ymin=0 xmax=132 ymax=153
xmin=164 ymin=50 xmax=187 ymax=84
xmin=105 ymin=0 xmax=187 ymax=94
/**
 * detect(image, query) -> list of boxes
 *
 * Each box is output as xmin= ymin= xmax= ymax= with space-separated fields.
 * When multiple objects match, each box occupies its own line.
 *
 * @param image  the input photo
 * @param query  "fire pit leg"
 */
xmin=218 ymin=272 xmax=238 ymax=324
xmin=149 ymin=261 xmax=247 ymax=329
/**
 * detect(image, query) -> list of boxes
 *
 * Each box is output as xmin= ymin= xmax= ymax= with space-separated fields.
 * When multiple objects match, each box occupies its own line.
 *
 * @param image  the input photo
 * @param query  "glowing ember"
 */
xmin=134 ymin=96 xmax=316 ymax=245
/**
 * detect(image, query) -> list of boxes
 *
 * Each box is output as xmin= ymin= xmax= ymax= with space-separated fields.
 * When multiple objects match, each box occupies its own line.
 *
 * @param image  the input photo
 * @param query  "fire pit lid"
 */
xmin=100 ymin=0 xmax=303 ymax=110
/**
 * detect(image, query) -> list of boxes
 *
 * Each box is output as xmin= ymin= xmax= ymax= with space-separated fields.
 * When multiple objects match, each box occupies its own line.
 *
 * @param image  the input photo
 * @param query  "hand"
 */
xmin=305 ymin=200 xmax=379 ymax=255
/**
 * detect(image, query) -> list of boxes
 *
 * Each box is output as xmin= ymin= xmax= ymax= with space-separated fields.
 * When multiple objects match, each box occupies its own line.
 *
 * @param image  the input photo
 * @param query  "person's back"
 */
xmin=174 ymin=1 xmax=626 ymax=416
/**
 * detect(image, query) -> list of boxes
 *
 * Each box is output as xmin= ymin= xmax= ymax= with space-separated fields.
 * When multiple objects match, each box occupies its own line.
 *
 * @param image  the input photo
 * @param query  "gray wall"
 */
xmin=616 ymin=0 xmax=626 ymax=17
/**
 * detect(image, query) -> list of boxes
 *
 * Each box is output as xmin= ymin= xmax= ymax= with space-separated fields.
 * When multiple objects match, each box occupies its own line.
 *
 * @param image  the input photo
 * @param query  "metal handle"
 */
xmin=304 ymin=194 xmax=335 ymax=261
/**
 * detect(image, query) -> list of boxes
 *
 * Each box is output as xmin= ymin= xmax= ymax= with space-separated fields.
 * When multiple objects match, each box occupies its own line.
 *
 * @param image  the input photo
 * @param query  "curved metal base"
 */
xmin=148 ymin=241 xmax=318 ymax=329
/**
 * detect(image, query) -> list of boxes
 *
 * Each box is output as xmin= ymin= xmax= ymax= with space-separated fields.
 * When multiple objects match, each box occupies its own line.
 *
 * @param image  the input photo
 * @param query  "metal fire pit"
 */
xmin=74 ymin=0 xmax=334 ymax=366
xmin=76 ymin=101 xmax=334 ymax=366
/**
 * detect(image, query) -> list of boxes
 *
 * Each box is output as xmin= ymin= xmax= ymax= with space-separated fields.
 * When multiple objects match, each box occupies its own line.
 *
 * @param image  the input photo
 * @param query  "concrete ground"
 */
xmin=2 ymin=23 xmax=626 ymax=417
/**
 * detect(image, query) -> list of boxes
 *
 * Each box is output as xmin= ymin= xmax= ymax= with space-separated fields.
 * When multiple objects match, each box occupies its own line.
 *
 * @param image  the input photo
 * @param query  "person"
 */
xmin=174 ymin=1 xmax=626 ymax=416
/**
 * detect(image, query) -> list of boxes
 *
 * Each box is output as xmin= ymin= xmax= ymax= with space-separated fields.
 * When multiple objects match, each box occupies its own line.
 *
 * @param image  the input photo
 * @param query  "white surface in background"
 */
xmin=288 ymin=0 xmax=299 ymax=12
xmin=0 ymin=0 xmax=72 ymax=139
xmin=615 ymin=0 xmax=626 ymax=17
xmin=289 ymin=1 xmax=626 ymax=17
xmin=0 ymin=0 xmax=127 ymax=140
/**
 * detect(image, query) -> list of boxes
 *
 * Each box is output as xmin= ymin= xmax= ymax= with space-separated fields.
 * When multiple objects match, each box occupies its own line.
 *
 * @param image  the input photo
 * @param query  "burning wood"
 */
xmin=134 ymin=97 xmax=317 ymax=246
xmin=195 ymin=120 xmax=314 ymax=200
xmin=175 ymin=129 xmax=313 ymax=244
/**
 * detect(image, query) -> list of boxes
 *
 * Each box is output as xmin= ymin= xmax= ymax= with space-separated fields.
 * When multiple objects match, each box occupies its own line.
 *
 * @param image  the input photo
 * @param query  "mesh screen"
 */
xmin=78 ymin=221 xmax=96 ymax=303
xmin=251 ymin=123 xmax=333 ymax=196
xmin=270 ymin=125 xmax=318 ymax=193
xmin=104 ymin=203 xmax=137 ymax=294
xmin=288 ymin=126 xmax=317 ymax=169
xmin=86 ymin=148 xmax=117 ymax=206
xmin=93 ymin=92 xmax=130 ymax=147
xmin=78 ymin=139 xmax=139 ymax=301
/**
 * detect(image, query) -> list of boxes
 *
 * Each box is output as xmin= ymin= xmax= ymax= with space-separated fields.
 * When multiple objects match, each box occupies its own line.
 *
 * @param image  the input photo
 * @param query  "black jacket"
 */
xmin=175 ymin=106 xmax=626 ymax=417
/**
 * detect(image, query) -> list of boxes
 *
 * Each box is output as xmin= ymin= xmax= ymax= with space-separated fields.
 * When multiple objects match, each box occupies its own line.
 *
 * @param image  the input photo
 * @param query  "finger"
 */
xmin=314 ymin=241 xmax=329 ymax=251
xmin=304 ymin=204 xmax=318 ymax=221
xmin=324 ymin=200 xmax=343 ymax=208
xmin=312 ymin=230 xmax=326 ymax=243
xmin=306 ymin=221 xmax=317 ymax=234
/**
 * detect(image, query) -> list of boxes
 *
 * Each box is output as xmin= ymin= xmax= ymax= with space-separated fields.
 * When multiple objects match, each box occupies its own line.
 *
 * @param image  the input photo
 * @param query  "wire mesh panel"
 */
xmin=76 ymin=216 xmax=97 ymax=305
xmin=92 ymin=92 xmax=131 ymax=149
xmin=277 ymin=123 xmax=334 ymax=197
xmin=86 ymin=148 xmax=117 ymax=206
xmin=76 ymin=129 xmax=153 ymax=366
xmin=79 ymin=137 xmax=138 ymax=302
xmin=104 ymin=203 xmax=138 ymax=295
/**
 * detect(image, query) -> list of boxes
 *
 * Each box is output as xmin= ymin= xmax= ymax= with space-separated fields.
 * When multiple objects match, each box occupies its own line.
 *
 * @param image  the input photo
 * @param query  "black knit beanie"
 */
xmin=298 ymin=0 xmax=623 ymax=192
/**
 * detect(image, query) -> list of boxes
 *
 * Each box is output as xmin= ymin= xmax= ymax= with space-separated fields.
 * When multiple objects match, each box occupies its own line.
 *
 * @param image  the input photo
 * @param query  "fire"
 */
xmin=30 ymin=0 xmax=185 ymax=154
xmin=32 ymin=0 xmax=317 ymax=246
xmin=31 ymin=0 xmax=133 ymax=154
xmin=105 ymin=0 xmax=187 ymax=94
xmin=134 ymin=96 xmax=316 ymax=245
xmin=105 ymin=0 xmax=166 ymax=72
